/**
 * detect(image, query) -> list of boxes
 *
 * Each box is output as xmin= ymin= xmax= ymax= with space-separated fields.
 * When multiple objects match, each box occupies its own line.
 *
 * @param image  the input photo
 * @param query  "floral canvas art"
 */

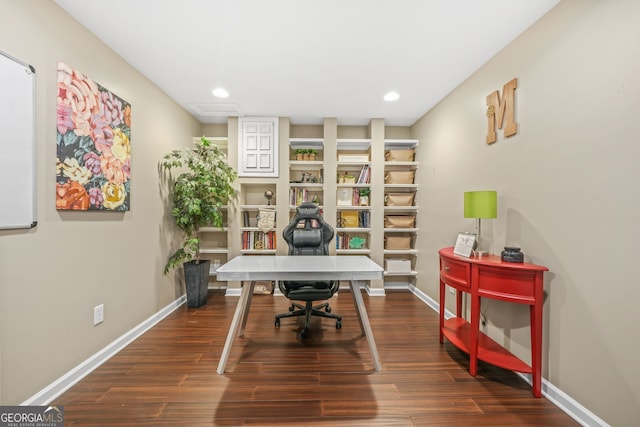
xmin=56 ymin=62 xmax=131 ymax=211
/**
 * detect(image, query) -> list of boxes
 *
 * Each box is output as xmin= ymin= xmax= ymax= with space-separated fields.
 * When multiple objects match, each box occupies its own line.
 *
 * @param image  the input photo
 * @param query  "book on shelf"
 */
xmin=242 ymin=230 xmax=276 ymax=250
xmin=357 ymin=165 xmax=370 ymax=184
xmin=341 ymin=211 xmax=359 ymax=228
xmin=358 ymin=210 xmax=370 ymax=228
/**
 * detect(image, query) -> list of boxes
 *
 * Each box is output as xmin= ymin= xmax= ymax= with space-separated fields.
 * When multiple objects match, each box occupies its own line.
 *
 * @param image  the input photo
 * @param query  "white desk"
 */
xmin=215 ymin=255 xmax=384 ymax=374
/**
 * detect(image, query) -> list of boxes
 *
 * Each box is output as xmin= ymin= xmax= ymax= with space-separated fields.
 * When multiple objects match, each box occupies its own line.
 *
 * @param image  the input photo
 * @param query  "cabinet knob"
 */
xmin=443 ymin=266 xmax=451 ymax=271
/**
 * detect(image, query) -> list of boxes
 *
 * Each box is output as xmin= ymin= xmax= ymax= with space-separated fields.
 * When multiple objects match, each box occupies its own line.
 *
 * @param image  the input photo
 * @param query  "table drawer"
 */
xmin=440 ymin=257 xmax=471 ymax=289
xmin=477 ymin=267 xmax=536 ymax=302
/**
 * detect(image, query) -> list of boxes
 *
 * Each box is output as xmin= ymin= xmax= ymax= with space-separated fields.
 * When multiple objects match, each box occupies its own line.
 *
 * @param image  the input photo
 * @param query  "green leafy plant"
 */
xmin=359 ymin=187 xmax=370 ymax=197
xmin=295 ymin=148 xmax=307 ymax=155
xmin=160 ymin=136 xmax=237 ymax=273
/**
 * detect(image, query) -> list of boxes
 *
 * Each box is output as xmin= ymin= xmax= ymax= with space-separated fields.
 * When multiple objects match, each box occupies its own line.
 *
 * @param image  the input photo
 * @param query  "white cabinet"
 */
xmin=238 ymin=117 xmax=279 ymax=177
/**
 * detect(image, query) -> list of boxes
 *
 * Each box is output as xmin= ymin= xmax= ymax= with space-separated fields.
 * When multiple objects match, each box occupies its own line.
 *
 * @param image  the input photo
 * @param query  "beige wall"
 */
xmin=411 ymin=0 xmax=639 ymax=425
xmin=0 ymin=0 xmax=201 ymax=403
xmin=2 ymin=0 xmax=638 ymax=424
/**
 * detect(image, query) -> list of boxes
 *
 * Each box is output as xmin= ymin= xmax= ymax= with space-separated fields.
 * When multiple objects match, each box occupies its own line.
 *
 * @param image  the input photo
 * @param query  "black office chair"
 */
xmin=274 ymin=203 xmax=342 ymax=337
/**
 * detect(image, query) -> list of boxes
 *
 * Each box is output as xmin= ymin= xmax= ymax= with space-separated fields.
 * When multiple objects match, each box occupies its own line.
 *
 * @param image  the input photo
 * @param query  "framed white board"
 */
xmin=0 ymin=50 xmax=37 ymax=230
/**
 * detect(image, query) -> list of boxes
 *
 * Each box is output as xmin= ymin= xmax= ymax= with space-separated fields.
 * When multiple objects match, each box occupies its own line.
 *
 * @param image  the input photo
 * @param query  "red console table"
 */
xmin=438 ymin=247 xmax=548 ymax=397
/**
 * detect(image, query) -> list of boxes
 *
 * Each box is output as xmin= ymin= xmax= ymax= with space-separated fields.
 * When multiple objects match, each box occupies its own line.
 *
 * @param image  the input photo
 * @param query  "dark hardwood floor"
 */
xmin=55 ymin=289 xmax=577 ymax=426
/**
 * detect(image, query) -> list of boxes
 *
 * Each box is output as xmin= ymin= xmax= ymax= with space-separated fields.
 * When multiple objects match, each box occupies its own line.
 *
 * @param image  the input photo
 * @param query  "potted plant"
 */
xmin=295 ymin=148 xmax=306 ymax=161
xmin=359 ymin=187 xmax=370 ymax=206
xmin=308 ymin=149 xmax=318 ymax=161
xmin=160 ymin=136 xmax=237 ymax=307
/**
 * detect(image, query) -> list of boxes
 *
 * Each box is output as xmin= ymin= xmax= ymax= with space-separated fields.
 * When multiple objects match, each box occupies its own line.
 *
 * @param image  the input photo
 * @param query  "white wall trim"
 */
xmin=227 ymin=281 xmax=387 ymax=297
xmin=408 ymin=285 xmax=609 ymax=427
xmin=225 ymin=288 xmax=242 ymax=297
xmin=21 ymin=295 xmax=187 ymax=406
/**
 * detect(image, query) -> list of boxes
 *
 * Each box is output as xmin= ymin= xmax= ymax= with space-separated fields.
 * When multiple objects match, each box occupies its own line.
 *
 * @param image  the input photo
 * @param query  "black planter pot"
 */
xmin=183 ymin=260 xmax=210 ymax=308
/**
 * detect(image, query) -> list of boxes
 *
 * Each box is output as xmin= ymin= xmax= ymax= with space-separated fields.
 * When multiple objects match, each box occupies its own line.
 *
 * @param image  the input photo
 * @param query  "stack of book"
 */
xmin=242 ymin=231 xmax=276 ymax=250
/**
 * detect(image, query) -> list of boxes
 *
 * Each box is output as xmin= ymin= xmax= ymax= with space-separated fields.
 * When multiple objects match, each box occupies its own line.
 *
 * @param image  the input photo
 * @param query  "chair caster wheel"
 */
xmin=289 ymin=306 xmax=295 ymax=312
xmin=325 ymin=307 xmax=332 ymax=313
xmin=275 ymin=318 xmax=280 ymax=327
xmin=336 ymin=321 xmax=342 ymax=329
xmin=301 ymin=328 xmax=309 ymax=338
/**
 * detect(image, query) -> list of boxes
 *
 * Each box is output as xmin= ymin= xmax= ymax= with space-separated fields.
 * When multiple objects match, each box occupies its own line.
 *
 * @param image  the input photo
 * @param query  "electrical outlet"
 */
xmin=448 ymin=286 xmax=455 ymax=295
xmin=93 ymin=304 xmax=104 ymax=325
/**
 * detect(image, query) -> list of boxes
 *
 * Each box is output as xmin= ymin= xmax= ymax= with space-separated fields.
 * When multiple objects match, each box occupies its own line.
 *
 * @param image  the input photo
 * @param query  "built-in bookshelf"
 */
xmin=335 ymin=138 xmax=372 ymax=255
xmin=238 ymin=182 xmax=277 ymax=254
xmin=203 ymin=119 xmax=419 ymax=295
xmin=383 ymin=139 xmax=419 ymax=287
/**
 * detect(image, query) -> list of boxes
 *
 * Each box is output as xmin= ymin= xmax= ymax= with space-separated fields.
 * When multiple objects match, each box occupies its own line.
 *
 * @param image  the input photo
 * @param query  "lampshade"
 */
xmin=464 ymin=191 xmax=497 ymax=219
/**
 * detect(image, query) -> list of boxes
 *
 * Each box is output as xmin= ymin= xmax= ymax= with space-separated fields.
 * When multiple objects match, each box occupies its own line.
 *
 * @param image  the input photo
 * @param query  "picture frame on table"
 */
xmin=453 ymin=232 xmax=476 ymax=258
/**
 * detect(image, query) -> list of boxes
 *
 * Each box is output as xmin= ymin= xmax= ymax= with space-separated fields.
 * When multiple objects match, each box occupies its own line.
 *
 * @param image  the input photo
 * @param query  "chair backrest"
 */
xmin=283 ymin=203 xmax=334 ymax=256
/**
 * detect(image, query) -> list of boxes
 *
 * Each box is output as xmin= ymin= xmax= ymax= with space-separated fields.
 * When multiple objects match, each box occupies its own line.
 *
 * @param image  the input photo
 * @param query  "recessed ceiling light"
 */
xmin=384 ymin=91 xmax=400 ymax=102
xmin=212 ymin=87 xmax=229 ymax=98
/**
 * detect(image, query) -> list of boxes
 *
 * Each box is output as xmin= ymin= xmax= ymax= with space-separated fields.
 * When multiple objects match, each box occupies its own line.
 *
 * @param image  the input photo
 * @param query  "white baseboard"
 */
xmin=225 ymin=288 xmax=242 ymax=297
xmin=408 ymin=285 xmax=609 ymax=427
xmin=226 ymin=281 xmax=387 ymax=297
xmin=22 ymin=295 xmax=187 ymax=406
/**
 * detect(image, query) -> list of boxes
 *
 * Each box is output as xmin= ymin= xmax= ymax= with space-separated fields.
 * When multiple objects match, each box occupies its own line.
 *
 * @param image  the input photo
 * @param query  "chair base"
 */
xmin=275 ymin=300 xmax=342 ymax=337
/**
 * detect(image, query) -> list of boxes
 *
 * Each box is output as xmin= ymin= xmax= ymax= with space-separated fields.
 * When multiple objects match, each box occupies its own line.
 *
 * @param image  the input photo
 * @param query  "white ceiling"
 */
xmin=53 ymin=0 xmax=560 ymax=126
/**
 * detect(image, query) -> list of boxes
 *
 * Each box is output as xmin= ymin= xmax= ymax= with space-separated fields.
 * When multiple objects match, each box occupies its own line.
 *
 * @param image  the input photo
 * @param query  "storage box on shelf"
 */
xmin=383 ymin=139 xmax=419 ymax=284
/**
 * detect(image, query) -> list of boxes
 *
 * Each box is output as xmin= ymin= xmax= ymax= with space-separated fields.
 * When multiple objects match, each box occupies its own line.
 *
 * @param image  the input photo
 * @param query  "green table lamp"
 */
xmin=464 ymin=191 xmax=497 ymax=255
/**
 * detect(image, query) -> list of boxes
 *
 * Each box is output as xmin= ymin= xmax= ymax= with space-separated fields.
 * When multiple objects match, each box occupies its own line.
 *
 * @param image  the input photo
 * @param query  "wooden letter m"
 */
xmin=486 ymin=78 xmax=517 ymax=144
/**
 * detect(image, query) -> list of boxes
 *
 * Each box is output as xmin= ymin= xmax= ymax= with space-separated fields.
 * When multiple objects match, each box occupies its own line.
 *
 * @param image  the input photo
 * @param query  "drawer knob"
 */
xmin=444 ymin=266 xmax=451 ymax=271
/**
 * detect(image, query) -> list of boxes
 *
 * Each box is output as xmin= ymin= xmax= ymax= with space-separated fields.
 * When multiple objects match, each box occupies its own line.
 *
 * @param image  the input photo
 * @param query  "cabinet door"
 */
xmin=238 ymin=117 xmax=279 ymax=177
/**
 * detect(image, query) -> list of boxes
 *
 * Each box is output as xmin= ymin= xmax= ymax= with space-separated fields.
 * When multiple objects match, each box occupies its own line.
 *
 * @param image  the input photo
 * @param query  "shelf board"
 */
xmin=337 ymin=138 xmax=371 ymax=150
xmin=385 ymin=161 xmax=419 ymax=169
xmin=289 ymin=138 xmax=324 ymax=150
xmin=336 ymin=183 xmax=370 ymax=188
xmin=384 ymin=184 xmax=419 ymax=189
xmin=384 ymin=139 xmax=419 ymax=149
xmin=383 ymin=249 xmax=418 ymax=255
xmin=384 ymin=270 xmax=418 ymax=276
xmin=337 ymin=161 xmax=371 ymax=167
xmin=240 ymin=249 xmax=277 ymax=254
xmin=336 ymin=205 xmax=371 ymax=210
xmin=336 ymin=227 xmax=372 ymax=233
xmin=336 ymin=249 xmax=371 ymax=255
xmin=289 ymin=205 xmax=323 ymax=210
xmin=240 ymin=204 xmax=276 ymax=210
xmin=289 ymin=182 xmax=324 ymax=188
xmin=289 ymin=160 xmax=324 ymax=170
xmin=240 ymin=227 xmax=276 ymax=232
xmin=199 ymin=248 xmax=229 ymax=254
xmin=199 ymin=227 xmax=228 ymax=232
xmin=384 ymin=228 xmax=418 ymax=233
xmin=384 ymin=206 xmax=419 ymax=212
xmin=442 ymin=317 xmax=532 ymax=374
